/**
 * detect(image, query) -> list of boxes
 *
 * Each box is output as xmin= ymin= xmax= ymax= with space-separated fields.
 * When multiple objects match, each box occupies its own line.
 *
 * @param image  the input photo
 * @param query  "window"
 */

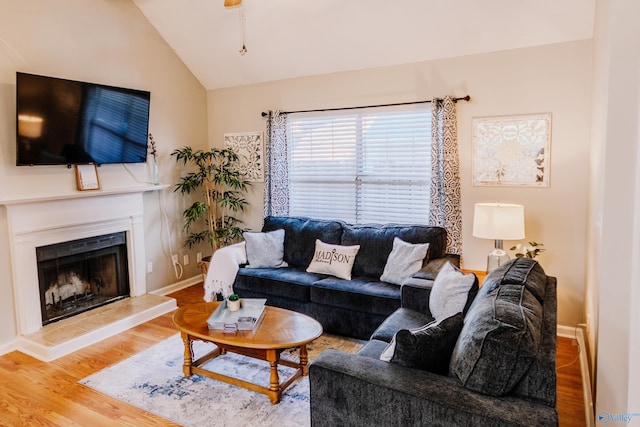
xmin=287 ymin=105 xmax=431 ymax=224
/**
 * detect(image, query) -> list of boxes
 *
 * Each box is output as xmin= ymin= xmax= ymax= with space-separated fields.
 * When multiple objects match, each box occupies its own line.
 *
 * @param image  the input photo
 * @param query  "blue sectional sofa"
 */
xmin=233 ymin=216 xmax=459 ymax=340
xmin=309 ymin=257 xmax=558 ymax=426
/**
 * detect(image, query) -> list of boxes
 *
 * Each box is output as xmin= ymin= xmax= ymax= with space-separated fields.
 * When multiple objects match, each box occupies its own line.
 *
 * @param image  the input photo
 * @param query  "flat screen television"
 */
xmin=16 ymin=72 xmax=150 ymax=166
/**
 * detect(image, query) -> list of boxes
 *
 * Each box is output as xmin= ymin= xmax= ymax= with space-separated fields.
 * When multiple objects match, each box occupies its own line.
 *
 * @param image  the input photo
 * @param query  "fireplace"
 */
xmin=37 ymin=232 xmax=130 ymax=325
xmin=2 ymin=189 xmax=178 ymax=361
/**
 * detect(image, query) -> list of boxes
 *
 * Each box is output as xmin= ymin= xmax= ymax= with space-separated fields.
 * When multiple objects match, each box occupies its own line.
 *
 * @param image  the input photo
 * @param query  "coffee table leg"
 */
xmin=300 ymin=344 xmax=309 ymax=375
xmin=181 ymin=332 xmax=193 ymax=377
xmin=266 ymin=349 xmax=281 ymax=404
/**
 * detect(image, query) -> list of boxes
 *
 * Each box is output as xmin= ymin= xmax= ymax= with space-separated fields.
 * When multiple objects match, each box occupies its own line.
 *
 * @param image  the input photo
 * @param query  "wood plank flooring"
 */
xmin=0 ymin=284 xmax=587 ymax=426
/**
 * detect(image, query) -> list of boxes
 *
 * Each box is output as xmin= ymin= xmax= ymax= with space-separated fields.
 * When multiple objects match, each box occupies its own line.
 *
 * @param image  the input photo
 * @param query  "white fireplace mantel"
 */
xmin=2 ymin=185 xmax=167 ymax=336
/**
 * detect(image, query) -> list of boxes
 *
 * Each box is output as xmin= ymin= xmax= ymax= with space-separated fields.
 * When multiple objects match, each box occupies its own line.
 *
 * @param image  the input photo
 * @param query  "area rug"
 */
xmin=79 ymin=333 xmax=364 ymax=427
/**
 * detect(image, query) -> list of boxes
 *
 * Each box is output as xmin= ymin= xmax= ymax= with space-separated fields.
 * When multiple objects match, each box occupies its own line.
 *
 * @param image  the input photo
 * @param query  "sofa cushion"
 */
xmin=243 ymin=229 xmax=288 ymax=269
xmin=356 ymin=339 xmax=389 ymax=359
xmin=380 ymin=237 xmax=430 ymax=285
xmin=234 ymin=267 xmax=321 ymax=302
xmin=262 ymin=216 xmax=344 ymax=268
xmin=306 ymin=240 xmax=360 ymax=280
xmin=429 ymin=262 xmax=478 ymax=321
xmin=341 ymin=223 xmax=447 ymax=278
xmin=310 ymin=277 xmax=401 ymax=317
xmin=380 ymin=312 xmax=464 ymax=375
xmin=449 ymin=283 xmax=543 ymax=396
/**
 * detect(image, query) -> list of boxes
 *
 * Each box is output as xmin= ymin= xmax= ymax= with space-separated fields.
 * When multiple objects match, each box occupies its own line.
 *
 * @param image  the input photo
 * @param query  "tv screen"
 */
xmin=16 ymin=72 xmax=150 ymax=166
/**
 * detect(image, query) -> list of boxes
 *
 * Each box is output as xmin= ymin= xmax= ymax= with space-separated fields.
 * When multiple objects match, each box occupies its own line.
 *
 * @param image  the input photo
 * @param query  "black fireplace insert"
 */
xmin=36 ymin=232 xmax=130 ymax=325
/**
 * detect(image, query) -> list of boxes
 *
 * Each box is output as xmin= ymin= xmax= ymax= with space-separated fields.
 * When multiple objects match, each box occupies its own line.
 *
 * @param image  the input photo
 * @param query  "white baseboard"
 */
xmin=0 ymin=340 xmax=17 ymax=357
xmin=557 ymin=324 xmax=595 ymax=427
xmin=149 ymin=274 xmax=202 ymax=297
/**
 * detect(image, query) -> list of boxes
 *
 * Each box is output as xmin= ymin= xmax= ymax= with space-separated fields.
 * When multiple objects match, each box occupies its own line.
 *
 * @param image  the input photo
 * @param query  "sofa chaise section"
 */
xmin=309 ymin=258 xmax=558 ymax=426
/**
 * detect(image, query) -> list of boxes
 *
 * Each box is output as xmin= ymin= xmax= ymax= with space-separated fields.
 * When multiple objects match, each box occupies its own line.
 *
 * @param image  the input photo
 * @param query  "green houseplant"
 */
xmin=171 ymin=146 xmax=250 ymax=255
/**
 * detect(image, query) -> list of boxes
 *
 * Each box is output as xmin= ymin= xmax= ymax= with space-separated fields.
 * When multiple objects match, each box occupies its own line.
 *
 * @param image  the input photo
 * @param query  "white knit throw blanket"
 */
xmin=203 ymin=241 xmax=247 ymax=302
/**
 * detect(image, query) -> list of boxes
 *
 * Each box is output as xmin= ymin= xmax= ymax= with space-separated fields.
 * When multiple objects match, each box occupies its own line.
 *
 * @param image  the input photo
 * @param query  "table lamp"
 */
xmin=473 ymin=203 xmax=525 ymax=273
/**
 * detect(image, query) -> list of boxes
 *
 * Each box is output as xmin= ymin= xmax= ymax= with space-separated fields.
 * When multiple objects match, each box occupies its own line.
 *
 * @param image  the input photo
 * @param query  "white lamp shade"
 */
xmin=473 ymin=203 xmax=525 ymax=240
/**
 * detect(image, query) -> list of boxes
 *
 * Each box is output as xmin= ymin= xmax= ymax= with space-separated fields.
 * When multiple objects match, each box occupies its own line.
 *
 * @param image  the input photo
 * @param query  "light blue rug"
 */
xmin=80 ymin=333 xmax=363 ymax=427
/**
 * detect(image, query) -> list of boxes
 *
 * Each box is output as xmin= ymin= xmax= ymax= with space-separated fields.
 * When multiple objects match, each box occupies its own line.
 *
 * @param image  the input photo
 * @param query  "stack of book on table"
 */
xmin=207 ymin=298 xmax=267 ymax=332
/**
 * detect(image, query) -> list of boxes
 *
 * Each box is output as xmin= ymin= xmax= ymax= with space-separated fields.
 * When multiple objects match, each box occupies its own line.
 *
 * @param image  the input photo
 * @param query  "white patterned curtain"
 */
xmin=264 ymin=110 xmax=289 ymax=217
xmin=429 ymin=96 xmax=462 ymax=255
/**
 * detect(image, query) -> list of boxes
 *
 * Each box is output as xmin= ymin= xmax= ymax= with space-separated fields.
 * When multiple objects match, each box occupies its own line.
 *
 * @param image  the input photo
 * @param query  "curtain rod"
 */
xmin=260 ymin=95 xmax=470 ymax=117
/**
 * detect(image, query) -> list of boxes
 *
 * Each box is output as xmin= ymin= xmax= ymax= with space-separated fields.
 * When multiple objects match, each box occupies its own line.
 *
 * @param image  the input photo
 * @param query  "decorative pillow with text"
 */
xmin=306 ymin=239 xmax=360 ymax=280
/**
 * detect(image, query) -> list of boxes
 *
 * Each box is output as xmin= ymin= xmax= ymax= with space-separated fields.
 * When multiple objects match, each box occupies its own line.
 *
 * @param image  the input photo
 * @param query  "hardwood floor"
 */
xmin=557 ymin=335 xmax=588 ymax=426
xmin=0 ymin=284 xmax=587 ymax=426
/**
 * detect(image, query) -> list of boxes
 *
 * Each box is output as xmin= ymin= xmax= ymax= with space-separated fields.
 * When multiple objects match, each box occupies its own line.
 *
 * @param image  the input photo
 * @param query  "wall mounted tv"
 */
xmin=16 ymin=72 xmax=151 ymax=166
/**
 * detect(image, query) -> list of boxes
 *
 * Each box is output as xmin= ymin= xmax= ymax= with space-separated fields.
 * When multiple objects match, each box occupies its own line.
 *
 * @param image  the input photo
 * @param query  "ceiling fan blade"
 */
xmin=224 ymin=0 xmax=242 ymax=8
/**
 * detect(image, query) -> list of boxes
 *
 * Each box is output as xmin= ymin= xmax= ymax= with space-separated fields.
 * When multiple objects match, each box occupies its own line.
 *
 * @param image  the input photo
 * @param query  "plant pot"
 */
xmin=227 ymin=299 xmax=241 ymax=312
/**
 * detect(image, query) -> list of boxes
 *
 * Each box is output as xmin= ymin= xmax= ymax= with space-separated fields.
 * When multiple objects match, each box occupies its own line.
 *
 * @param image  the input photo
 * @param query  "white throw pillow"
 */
xmin=243 ymin=229 xmax=288 ymax=269
xmin=380 ymin=237 xmax=430 ymax=285
xmin=306 ymin=239 xmax=360 ymax=280
xmin=429 ymin=261 xmax=478 ymax=321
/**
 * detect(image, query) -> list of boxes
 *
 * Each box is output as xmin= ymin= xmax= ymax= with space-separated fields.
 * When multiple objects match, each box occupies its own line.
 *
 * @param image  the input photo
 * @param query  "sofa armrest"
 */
xmin=400 ymin=280 xmax=433 ymax=314
xmin=310 ymin=350 xmax=558 ymax=427
xmin=413 ymin=254 xmax=461 ymax=281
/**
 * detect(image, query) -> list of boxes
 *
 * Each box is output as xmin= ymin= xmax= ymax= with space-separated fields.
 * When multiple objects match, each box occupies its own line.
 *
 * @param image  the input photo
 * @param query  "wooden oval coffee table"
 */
xmin=172 ymin=302 xmax=323 ymax=404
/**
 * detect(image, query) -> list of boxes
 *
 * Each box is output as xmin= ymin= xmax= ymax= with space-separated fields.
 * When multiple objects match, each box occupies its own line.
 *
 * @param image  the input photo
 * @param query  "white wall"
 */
xmin=591 ymin=0 xmax=640 ymax=416
xmin=208 ymin=40 xmax=592 ymax=327
xmin=0 ymin=0 xmax=209 ymax=347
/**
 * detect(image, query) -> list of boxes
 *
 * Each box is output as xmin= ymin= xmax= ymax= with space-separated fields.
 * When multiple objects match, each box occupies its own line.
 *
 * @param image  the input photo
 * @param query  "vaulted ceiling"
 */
xmin=133 ymin=0 xmax=595 ymax=90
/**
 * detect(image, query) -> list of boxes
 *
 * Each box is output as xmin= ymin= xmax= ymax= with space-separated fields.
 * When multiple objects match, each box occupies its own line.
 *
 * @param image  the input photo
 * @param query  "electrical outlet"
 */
xmin=197 ymin=252 xmax=202 ymax=263
xmin=172 ymin=254 xmax=178 ymax=264
xmin=183 ymin=254 xmax=190 ymax=265
xmin=147 ymin=261 xmax=153 ymax=274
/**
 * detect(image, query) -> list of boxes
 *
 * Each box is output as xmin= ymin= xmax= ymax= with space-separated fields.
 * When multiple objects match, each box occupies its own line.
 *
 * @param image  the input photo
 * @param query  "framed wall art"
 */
xmin=75 ymin=164 xmax=100 ymax=191
xmin=224 ymin=132 xmax=264 ymax=182
xmin=472 ymin=113 xmax=551 ymax=187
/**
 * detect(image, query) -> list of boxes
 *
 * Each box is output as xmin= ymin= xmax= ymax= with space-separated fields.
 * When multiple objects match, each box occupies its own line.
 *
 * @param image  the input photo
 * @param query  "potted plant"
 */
xmin=171 ymin=146 xmax=250 ymax=256
xmin=227 ymin=293 xmax=241 ymax=311
xmin=510 ymin=241 xmax=545 ymax=258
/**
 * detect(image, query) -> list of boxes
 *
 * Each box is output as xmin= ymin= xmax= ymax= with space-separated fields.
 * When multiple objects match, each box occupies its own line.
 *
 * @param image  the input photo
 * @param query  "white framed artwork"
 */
xmin=224 ymin=132 xmax=264 ymax=182
xmin=472 ymin=113 xmax=551 ymax=187
xmin=75 ymin=164 xmax=101 ymax=191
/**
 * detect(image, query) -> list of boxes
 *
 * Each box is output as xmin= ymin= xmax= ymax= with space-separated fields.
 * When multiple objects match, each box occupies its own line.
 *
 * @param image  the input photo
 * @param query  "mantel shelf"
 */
xmin=0 ymin=184 xmax=169 ymax=206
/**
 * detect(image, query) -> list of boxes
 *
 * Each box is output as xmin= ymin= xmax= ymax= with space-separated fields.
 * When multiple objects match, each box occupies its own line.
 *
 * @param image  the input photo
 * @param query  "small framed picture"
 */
xmin=75 ymin=164 xmax=101 ymax=191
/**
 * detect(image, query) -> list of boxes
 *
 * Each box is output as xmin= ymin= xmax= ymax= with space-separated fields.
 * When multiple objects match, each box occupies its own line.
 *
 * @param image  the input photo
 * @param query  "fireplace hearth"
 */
xmin=37 ymin=232 xmax=130 ymax=325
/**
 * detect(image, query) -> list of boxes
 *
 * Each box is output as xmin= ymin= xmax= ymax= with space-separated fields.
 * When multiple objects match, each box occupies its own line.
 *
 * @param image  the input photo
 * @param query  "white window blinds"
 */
xmin=287 ymin=105 xmax=431 ymax=224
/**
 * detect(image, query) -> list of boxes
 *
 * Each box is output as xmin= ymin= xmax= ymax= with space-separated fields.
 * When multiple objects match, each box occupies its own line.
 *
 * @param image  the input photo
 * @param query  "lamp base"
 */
xmin=486 ymin=248 xmax=510 ymax=273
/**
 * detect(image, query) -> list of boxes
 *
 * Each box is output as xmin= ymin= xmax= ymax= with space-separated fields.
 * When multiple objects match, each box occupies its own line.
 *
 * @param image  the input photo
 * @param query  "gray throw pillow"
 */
xmin=380 ymin=237 xmax=430 ymax=285
xmin=380 ymin=312 xmax=464 ymax=375
xmin=429 ymin=261 xmax=478 ymax=321
xmin=243 ymin=229 xmax=288 ymax=269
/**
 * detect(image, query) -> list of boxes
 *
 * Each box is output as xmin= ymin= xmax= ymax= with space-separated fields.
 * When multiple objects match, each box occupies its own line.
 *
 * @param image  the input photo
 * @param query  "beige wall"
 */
xmin=208 ymin=40 xmax=592 ymax=327
xmin=0 ymin=0 xmax=209 ymax=347
xmin=591 ymin=0 xmax=640 ymax=414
